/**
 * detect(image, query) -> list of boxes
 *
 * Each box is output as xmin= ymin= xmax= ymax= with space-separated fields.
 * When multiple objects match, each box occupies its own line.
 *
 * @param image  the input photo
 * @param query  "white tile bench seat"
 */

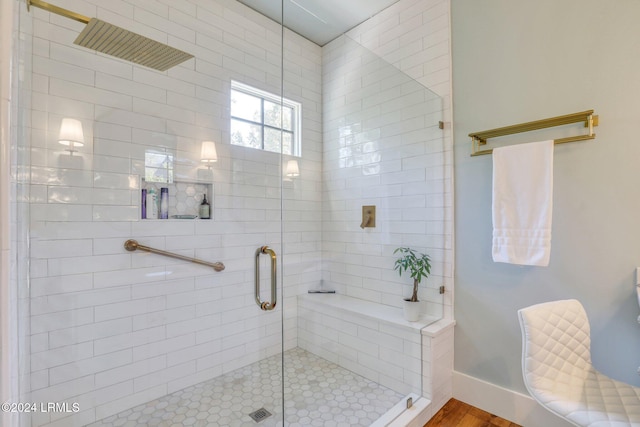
xmin=297 ymin=293 xmax=439 ymax=395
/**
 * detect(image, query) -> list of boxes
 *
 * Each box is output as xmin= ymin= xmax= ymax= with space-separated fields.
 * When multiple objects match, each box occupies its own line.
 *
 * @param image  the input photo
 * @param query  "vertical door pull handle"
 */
xmin=255 ymin=246 xmax=277 ymax=311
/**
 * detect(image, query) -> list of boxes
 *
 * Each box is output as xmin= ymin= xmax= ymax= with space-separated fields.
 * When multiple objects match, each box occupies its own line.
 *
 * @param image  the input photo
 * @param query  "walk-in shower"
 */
xmin=5 ymin=0 xmax=451 ymax=425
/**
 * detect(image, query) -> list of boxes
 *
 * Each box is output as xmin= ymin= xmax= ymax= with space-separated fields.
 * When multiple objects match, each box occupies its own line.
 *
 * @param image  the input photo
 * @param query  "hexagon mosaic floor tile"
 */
xmin=87 ymin=347 xmax=403 ymax=427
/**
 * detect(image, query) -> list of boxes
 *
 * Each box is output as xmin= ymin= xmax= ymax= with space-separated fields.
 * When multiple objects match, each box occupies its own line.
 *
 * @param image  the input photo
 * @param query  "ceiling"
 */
xmin=237 ymin=0 xmax=400 ymax=46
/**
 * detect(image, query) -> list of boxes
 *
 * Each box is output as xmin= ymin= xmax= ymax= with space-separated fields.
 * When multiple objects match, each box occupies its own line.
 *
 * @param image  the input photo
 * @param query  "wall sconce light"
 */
xmin=285 ymin=159 xmax=299 ymax=177
xmin=200 ymin=141 xmax=218 ymax=166
xmin=58 ymin=118 xmax=84 ymax=155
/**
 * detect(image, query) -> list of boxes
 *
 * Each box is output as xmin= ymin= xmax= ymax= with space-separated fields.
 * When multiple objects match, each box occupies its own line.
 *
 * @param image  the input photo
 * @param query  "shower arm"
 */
xmin=124 ymin=239 xmax=225 ymax=272
xmin=27 ymin=0 xmax=90 ymax=24
xmin=26 ymin=0 xmax=195 ymax=71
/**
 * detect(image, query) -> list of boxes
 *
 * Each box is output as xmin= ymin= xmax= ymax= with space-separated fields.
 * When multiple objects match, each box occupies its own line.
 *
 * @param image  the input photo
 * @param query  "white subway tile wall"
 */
xmin=22 ymin=0 xmax=321 ymax=425
xmin=321 ymin=31 xmax=449 ymax=311
xmin=344 ymin=0 xmax=454 ymax=320
xmin=1 ymin=0 xmax=14 ymax=423
xmin=12 ymin=0 xmax=453 ymax=425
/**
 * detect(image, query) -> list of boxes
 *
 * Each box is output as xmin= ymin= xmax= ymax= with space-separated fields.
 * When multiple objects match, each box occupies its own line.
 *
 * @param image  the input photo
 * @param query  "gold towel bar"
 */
xmin=469 ymin=110 xmax=599 ymax=156
xmin=124 ymin=239 xmax=225 ymax=272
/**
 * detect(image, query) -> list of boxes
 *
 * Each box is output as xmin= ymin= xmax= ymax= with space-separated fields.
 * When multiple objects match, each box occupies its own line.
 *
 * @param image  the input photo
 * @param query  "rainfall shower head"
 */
xmin=27 ymin=0 xmax=194 ymax=71
xmin=74 ymin=19 xmax=194 ymax=71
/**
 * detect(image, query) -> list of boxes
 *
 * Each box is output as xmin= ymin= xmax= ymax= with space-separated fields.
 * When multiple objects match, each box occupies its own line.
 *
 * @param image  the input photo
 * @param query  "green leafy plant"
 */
xmin=393 ymin=247 xmax=431 ymax=302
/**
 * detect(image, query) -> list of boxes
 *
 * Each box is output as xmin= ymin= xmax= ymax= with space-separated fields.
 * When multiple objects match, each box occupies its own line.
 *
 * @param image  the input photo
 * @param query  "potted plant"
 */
xmin=393 ymin=247 xmax=431 ymax=321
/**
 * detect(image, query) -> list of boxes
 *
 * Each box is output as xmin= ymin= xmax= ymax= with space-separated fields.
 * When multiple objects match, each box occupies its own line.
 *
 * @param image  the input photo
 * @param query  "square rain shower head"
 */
xmin=74 ymin=18 xmax=194 ymax=72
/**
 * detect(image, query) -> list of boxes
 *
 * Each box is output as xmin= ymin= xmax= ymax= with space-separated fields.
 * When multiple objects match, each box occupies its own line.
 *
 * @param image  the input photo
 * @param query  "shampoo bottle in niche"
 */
xmin=160 ymin=187 xmax=168 ymax=219
xmin=199 ymin=193 xmax=210 ymax=219
xmin=141 ymin=189 xmax=147 ymax=219
xmin=146 ymin=188 xmax=158 ymax=219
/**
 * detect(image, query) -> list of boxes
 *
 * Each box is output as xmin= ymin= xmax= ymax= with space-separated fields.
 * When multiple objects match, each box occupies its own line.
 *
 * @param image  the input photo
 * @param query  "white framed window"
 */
xmin=230 ymin=80 xmax=301 ymax=156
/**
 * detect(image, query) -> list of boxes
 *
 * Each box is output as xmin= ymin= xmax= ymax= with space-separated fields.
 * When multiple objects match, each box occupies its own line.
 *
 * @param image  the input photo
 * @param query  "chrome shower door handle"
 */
xmin=255 ymin=246 xmax=277 ymax=311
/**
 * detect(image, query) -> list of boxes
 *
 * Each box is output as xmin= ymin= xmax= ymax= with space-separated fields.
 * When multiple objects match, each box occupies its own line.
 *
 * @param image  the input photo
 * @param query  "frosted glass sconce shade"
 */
xmin=201 ymin=141 xmax=218 ymax=163
xmin=58 ymin=118 xmax=85 ymax=153
xmin=285 ymin=159 xmax=300 ymax=177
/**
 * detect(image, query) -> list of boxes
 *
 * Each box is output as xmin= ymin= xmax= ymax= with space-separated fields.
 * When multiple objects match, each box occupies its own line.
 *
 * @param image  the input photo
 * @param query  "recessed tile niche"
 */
xmin=141 ymin=180 xmax=214 ymax=220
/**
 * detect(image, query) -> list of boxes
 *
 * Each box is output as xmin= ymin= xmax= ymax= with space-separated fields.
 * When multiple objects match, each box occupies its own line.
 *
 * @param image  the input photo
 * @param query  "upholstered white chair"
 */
xmin=518 ymin=299 xmax=640 ymax=426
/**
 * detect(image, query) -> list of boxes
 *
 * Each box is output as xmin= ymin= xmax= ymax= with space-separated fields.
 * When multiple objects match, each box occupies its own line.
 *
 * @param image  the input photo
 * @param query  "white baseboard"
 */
xmin=452 ymin=371 xmax=573 ymax=427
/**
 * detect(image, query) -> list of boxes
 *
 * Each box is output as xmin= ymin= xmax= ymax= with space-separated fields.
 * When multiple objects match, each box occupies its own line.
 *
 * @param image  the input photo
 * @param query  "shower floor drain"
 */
xmin=249 ymin=408 xmax=272 ymax=423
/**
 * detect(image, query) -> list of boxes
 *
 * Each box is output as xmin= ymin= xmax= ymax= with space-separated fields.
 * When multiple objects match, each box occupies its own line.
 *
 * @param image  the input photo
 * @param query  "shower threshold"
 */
xmin=87 ymin=347 xmax=404 ymax=427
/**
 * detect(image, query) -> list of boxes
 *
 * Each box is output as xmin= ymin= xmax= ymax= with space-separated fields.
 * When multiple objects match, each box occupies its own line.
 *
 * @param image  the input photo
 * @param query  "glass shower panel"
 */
xmin=15 ymin=0 xmax=287 ymax=426
xmin=321 ymin=34 xmax=446 ymax=303
xmin=285 ymin=30 xmax=446 ymax=426
xmin=320 ymin=34 xmax=445 ymax=321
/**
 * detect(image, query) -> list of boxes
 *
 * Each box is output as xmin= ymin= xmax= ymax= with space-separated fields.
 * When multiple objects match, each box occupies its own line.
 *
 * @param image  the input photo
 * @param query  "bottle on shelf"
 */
xmin=199 ymin=193 xmax=210 ymax=219
xmin=146 ymin=188 xmax=158 ymax=219
xmin=141 ymin=189 xmax=147 ymax=219
xmin=160 ymin=187 xmax=169 ymax=219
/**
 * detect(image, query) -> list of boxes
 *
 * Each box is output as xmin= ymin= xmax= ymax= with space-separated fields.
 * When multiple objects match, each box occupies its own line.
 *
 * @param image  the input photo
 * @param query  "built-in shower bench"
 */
xmin=297 ymin=293 xmax=455 ymax=424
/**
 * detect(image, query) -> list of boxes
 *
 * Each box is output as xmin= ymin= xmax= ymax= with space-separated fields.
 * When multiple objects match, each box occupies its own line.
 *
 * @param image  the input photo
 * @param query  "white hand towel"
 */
xmin=492 ymin=140 xmax=553 ymax=266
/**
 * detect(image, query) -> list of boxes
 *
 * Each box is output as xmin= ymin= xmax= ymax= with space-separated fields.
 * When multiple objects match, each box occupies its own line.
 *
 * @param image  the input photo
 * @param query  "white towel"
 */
xmin=492 ymin=140 xmax=553 ymax=266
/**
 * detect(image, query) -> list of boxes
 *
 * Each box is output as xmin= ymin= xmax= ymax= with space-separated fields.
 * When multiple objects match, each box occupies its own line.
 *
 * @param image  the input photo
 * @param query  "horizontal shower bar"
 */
xmin=27 ymin=0 xmax=91 ymax=24
xmin=124 ymin=239 xmax=225 ymax=272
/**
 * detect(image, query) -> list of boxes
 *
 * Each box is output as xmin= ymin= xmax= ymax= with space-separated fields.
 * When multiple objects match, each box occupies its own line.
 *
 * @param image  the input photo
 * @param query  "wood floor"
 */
xmin=424 ymin=398 xmax=521 ymax=427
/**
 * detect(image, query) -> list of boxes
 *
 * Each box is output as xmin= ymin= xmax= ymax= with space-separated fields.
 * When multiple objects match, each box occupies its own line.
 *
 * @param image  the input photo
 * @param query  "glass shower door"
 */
xmin=13 ymin=0 xmax=288 ymax=426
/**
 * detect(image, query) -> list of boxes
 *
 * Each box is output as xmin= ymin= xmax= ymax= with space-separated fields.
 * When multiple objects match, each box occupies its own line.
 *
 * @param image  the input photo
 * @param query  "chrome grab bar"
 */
xmin=255 ymin=246 xmax=277 ymax=311
xmin=124 ymin=239 xmax=225 ymax=272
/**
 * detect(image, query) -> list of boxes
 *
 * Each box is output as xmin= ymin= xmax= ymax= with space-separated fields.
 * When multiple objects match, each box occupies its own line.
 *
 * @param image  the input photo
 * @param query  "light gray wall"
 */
xmin=452 ymin=0 xmax=640 ymax=393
